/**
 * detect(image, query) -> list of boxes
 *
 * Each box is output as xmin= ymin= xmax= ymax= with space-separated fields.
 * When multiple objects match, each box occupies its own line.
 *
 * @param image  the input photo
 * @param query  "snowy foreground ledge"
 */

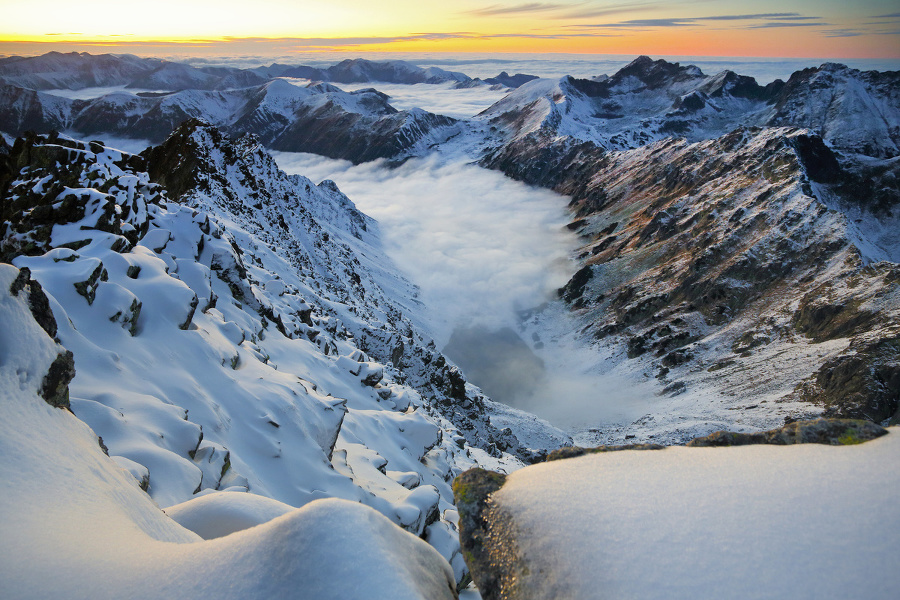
xmin=0 ymin=264 xmax=456 ymax=600
xmin=456 ymin=428 xmax=900 ymax=600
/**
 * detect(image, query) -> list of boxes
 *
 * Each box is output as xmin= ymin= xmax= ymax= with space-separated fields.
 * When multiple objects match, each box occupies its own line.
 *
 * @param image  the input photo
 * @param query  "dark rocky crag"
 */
xmin=8 ymin=266 xmax=75 ymax=409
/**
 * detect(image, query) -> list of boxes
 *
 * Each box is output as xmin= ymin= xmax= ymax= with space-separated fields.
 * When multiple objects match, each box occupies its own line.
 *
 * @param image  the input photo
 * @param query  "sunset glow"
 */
xmin=1 ymin=0 xmax=898 ymax=58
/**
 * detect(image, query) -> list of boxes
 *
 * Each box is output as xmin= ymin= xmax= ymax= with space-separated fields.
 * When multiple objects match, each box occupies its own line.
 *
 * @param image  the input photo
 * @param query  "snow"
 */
xmin=2 ymin=130 xmax=572 ymax=585
xmin=164 ymin=491 xmax=296 ymax=539
xmin=495 ymin=431 xmax=900 ymax=599
xmin=0 ymin=263 xmax=458 ymax=600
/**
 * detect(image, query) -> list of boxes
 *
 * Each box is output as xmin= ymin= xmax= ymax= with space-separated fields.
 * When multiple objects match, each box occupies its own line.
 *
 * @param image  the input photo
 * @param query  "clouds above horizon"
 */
xmin=1 ymin=0 xmax=896 ymax=59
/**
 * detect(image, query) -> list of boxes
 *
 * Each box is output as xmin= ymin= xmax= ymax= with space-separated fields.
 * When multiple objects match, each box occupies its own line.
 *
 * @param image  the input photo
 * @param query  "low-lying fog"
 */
xmin=274 ymin=152 xmax=660 ymax=432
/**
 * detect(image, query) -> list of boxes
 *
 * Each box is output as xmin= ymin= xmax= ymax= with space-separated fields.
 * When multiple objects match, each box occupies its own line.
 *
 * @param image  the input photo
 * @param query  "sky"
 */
xmin=0 ymin=0 xmax=898 ymax=59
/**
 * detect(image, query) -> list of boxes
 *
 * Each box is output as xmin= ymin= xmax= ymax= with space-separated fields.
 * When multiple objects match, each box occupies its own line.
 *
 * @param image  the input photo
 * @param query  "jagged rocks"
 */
xmin=686 ymin=418 xmax=888 ymax=447
xmin=1 ymin=131 xmax=158 ymax=262
xmin=39 ymin=349 xmax=75 ymax=409
xmin=795 ymin=338 xmax=900 ymax=423
xmin=452 ymin=469 xmax=510 ymax=598
xmin=9 ymin=266 xmax=57 ymax=339
xmin=7 ymin=267 xmax=74 ymax=408
xmin=4 ymin=265 xmax=75 ymax=409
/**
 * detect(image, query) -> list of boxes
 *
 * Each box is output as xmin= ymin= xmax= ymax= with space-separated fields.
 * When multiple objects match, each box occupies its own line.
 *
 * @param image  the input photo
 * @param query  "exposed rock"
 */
xmin=40 ymin=350 xmax=75 ymax=409
xmin=686 ymin=418 xmax=887 ymax=447
xmin=9 ymin=266 xmax=57 ymax=339
xmin=452 ymin=469 xmax=513 ymax=598
xmin=546 ymin=443 xmax=665 ymax=461
xmin=796 ymin=338 xmax=900 ymax=423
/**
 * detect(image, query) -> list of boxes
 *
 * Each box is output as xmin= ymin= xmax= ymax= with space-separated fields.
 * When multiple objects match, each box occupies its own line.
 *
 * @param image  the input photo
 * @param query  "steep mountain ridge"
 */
xmin=0 ymin=78 xmax=461 ymax=162
xmin=0 ymin=126 xmax=569 ymax=584
xmin=478 ymin=56 xmax=900 ymax=159
xmin=511 ymin=126 xmax=900 ymax=442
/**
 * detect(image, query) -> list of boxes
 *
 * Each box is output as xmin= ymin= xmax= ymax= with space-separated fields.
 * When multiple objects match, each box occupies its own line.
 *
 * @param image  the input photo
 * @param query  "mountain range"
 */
xmin=1 ymin=51 xmax=898 ymax=595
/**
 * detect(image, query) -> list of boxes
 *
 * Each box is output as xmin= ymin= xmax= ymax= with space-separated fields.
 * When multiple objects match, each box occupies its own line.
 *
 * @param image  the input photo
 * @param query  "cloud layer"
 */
xmin=272 ymin=152 xmax=579 ymax=346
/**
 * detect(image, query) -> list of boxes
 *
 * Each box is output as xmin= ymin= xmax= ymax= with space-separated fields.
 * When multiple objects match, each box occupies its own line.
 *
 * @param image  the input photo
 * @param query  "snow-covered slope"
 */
xmin=0 ymin=128 xmax=569 ymax=585
xmin=0 ymin=76 xmax=462 ymax=162
xmin=477 ymin=56 xmax=900 ymax=159
xmin=0 ymin=265 xmax=457 ymax=599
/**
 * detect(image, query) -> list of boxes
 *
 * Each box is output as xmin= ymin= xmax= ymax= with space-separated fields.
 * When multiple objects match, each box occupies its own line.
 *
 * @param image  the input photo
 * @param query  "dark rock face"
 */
xmin=9 ymin=266 xmax=57 ymax=339
xmin=0 ymin=131 xmax=157 ymax=261
xmin=546 ymin=443 xmax=665 ymax=461
xmin=40 ymin=350 xmax=75 ymax=409
xmin=452 ymin=469 xmax=512 ymax=599
xmin=798 ymin=338 xmax=900 ymax=423
xmin=687 ymin=418 xmax=888 ymax=447
xmin=9 ymin=266 xmax=75 ymax=409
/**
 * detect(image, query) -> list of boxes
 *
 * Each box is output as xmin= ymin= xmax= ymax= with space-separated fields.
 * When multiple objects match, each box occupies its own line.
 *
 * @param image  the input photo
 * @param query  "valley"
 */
xmin=1 ymin=50 xmax=898 ymax=598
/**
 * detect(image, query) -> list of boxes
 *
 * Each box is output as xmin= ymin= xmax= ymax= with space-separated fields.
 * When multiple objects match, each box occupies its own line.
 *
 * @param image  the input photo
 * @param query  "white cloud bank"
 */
xmin=273 ymin=152 xmax=578 ymax=347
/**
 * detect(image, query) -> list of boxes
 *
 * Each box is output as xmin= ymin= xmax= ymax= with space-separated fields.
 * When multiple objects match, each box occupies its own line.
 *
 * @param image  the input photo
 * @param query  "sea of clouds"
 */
xmin=272 ymin=152 xmax=577 ymax=347
xmin=272 ymin=151 xmax=666 ymax=431
xmin=179 ymin=51 xmax=900 ymax=84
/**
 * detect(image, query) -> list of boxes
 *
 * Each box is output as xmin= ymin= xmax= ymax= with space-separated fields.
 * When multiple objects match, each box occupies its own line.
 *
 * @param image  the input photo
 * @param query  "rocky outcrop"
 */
xmin=686 ymin=418 xmax=888 ymax=447
xmin=452 ymin=469 xmax=513 ymax=598
xmin=0 ymin=131 xmax=157 ymax=261
xmin=8 ymin=266 xmax=74 ymax=409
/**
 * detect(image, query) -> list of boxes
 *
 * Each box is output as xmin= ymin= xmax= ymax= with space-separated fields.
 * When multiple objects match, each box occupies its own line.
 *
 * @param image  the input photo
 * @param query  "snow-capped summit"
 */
xmin=325 ymin=58 xmax=471 ymax=85
xmin=476 ymin=57 xmax=900 ymax=157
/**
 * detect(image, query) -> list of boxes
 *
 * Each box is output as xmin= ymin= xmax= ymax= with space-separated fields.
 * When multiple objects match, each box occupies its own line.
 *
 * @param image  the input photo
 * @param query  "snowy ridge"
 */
xmin=476 ymin=56 xmax=900 ymax=159
xmin=0 ymin=267 xmax=456 ymax=599
xmin=0 ymin=128 xmax=568 ymax=584
xmin=0 ymin=73 xmax=461 ymax=163
xmin=2 ymin=54 xmax=896 ymax=167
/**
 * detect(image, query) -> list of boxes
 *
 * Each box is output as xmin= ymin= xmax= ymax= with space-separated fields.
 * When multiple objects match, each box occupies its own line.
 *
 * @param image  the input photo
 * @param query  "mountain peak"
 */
xmin=612 ymin=56 xmax=705 ymax=89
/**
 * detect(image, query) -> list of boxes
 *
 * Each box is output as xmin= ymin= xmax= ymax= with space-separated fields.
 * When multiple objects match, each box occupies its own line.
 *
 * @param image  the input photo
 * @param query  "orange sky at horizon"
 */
xmin=1 ymin=0 xmax=898 ymax=59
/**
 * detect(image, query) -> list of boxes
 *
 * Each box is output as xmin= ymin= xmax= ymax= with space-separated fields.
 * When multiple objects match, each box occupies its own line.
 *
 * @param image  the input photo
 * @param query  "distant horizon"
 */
xmin=2 ymin=1 xmax=898 ymax=59
xmin=2 ymin=47 xmax=898 ymax=86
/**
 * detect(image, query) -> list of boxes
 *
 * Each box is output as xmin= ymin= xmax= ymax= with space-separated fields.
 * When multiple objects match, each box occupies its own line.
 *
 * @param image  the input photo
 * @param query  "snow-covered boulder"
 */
xmin=455 ymin=422 xmax=899 ymax=600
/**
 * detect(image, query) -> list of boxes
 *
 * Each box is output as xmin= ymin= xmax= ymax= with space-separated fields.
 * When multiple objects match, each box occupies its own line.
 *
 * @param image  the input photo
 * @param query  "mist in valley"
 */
xmin=274 ymin=151 xmax=660 ymax=434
